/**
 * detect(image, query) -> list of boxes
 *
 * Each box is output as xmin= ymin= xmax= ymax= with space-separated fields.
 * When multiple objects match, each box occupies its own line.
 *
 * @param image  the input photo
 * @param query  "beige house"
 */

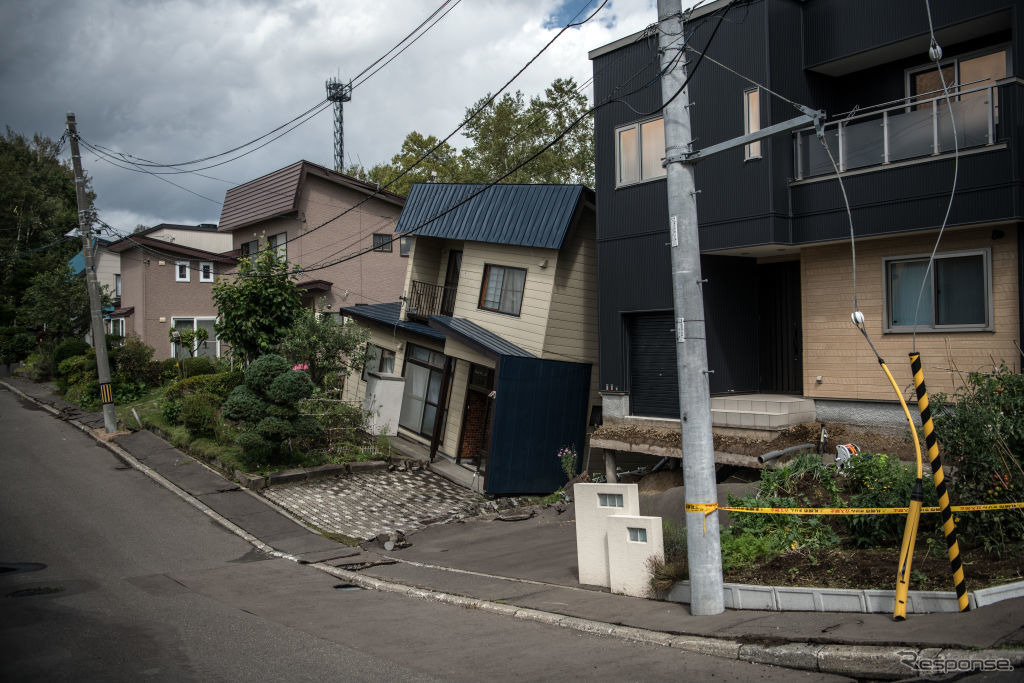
xmin=216 ymin=160 xmax=407 ymax=311
xmin=342 ymin=183 xmax=598 ymax=495
xmin=107 ymin=234 xmax=236 ymax=360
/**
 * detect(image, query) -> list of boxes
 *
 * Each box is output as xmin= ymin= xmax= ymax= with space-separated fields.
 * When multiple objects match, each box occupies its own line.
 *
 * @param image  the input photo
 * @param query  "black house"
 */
xmin=589 ymin=0 xmax=1023 ymax=429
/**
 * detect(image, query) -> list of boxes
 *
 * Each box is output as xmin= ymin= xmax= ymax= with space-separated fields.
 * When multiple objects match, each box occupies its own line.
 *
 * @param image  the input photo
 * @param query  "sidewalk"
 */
xmin=5 ymin=376 xmax=1023 ymax=680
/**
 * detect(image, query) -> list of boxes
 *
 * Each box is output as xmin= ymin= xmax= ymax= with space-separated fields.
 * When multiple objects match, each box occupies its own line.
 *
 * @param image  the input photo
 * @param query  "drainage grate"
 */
xmin=333 ymin=584 xmax=363 ymax=591
xmin=7 ymin=586 xmax=64 ymax=598
xmin=0 ymin=562 xmax=47 ymax=575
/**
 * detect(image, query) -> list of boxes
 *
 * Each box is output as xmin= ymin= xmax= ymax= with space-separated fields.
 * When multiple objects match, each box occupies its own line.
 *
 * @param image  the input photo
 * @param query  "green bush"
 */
xmin=725 ymin=492 xmax=841 ymax=558
xmin=53 ymin=338 xmax=90 ymax=368
xmin=244 ymin=354 xmax=291 ymax=389
xmin=181 ymin=356 xmax=216 ymax=378
xmin=180 ymin=392 xmax=218 ymax=438
xmin=159 ymin=358 xmax=180 ymax=383
xmin=932 ymin=364 xmax=1024 ymax=555
xmin=110 ymin=337 xmax=155 ymax=385
xmin=165 ymin=371 xmax=243 ymax=402
xmin=235 ymin=430 xmax=273 ymax=467
xmin=266 ymin=370 xmax=314 ymax=405
xmin=842 ymin=453 xmax=937 ymax=548
xmin=1 ymin=327 xmax=37 ymax=367
xmin=64 ymin=380 xmax=99 ymax=409
xmin=162 ymin=398 xmax=182 ymax=424
xmin=222 ymin=385 xmax=268 ymax=422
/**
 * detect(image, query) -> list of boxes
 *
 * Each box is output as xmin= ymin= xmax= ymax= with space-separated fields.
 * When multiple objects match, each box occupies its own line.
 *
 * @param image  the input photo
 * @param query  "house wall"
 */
xmin=543 ymin=213 xmax=600 ymax=413
xmin=95 ymin=249 xmax=120 ymax=297
xmin=146 ymin=228 xmax=233 ymax=254
xmin=340 ymin=323 xmax=412 ymax=408
xmin=802 ymin=224 xmax=1019 ymax=401
xmin=119 ymin=247 xmax=223 ymax=360
xmin=448 ymin=241 xmax=561 ymax=356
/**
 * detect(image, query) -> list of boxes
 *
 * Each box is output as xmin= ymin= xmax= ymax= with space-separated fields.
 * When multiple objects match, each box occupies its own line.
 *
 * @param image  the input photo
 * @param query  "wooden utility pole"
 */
xmin=66 ymin=113 xmax=117 ymax=433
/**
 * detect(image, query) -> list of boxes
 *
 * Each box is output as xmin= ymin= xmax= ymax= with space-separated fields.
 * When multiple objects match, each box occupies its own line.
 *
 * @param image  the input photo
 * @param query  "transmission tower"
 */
xmin=326 ymin=77 xmax=352 ymax=171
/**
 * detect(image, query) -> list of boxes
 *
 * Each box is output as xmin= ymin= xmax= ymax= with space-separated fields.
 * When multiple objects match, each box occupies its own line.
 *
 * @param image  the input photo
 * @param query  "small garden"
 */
xmin=12 ymin=247 xmax=389 ymax=478
xmin=651 ymin=364 xmax=1024 ymax=594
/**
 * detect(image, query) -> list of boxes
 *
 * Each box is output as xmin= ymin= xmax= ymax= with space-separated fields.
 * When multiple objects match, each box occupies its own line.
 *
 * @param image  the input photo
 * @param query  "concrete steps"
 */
xmin=711 ymin=394 xmax=816 ymax=430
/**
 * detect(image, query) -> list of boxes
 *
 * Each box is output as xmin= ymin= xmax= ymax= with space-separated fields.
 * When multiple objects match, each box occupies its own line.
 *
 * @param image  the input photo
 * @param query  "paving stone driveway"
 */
xmin=262 ymin=469 xmax=483 ymax=541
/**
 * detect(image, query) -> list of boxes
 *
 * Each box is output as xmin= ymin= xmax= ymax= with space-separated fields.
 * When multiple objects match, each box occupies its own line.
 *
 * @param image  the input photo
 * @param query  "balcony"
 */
xmin=793 ymin=80 xmax=1014 ymax=181
xmin=405 ymin=280 xmax=457 ymax=321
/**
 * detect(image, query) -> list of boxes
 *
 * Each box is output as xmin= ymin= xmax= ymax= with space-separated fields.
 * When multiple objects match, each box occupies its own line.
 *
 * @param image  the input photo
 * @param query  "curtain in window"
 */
xmin=499 ymin=267 xmax=526 ymax=314
xmin=483 ymin=267 xmax=505 ymax=310
xmin=936 ymin=255 xmax=985 ymax=325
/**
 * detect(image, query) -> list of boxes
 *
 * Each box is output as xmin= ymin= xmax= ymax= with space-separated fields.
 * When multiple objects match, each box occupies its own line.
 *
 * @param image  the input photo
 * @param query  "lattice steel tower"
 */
xmin=326 ymin=77 xmax=352 ymax=171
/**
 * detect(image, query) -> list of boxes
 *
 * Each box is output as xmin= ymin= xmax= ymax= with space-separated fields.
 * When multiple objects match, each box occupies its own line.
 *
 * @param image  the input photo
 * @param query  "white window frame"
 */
xmin=170 ymin=316 xmax=221 ymax=358
xmin=109 ymin=317 xmax=125 ymax=338
xmin=744 ymin=87 xmax=762 ymax=160
xmin=614 ymin=117 xmax=667 ymax=188
xmin=598 ymin=493 xmax=624 ymax=508
xmin=628 ymin=527 xmax=648 ymax=543
xmin=199 ymin=262 xmax=214 ymax=282
xmin=882 ymin=248 xmax=993 ymax=333
xmin=175 ymin=261 xmax=190 ymax=282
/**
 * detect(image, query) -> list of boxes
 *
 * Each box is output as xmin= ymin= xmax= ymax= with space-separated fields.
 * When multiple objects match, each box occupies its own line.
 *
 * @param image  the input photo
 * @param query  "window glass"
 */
xmin=379 ymin=348 xmax=395 ymax=374
xmin=363 ymin=344 xmax=382 ymax=381
xmin=886 ymin=251 xmax=990 ymax=331
xmin=935 ymin=255 xmax=986 ymax=325
xmin=628 ymin=527 xmax=648 ymax=543
xmin=241 ymin=240 xmax=258 ymax=259
xmin=114 ymin=273 xmax=122 ymax=297
xmin=196 ymin=319 xmax=218 ymax=359
xmin=480 ymin=265 xmax=526 ymax=316
xmin=960 ymin=50 xmax=1006 ymax=116
xmin=598 ymin=493 xmax=624 ymax=508
xmin=640 ymin=118 xmax=666 ymax=179
xmin=617 ymin=126 xmax=639 ymax=185
xmin=888 ymin=260 xmax=932 ymax=328
xmin=268 ymin=233 xmax=287 ymax=260
xmin=912 ymin=64 xmax=955 ymax=108
xmin=399 ymin=236 xmax=412 ymax=257
xmin=200 ymin=262 xmax=213 ymax=282
xmin=176 ymin=261 xmax=189 ymax=282
xmin=744 ymin=88 xmax=761 ymax=158
xmin=373 ymin=234 xmax=392 ymax=252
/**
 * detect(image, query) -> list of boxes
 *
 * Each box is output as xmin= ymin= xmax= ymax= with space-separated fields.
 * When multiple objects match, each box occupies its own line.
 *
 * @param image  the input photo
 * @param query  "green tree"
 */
xmin=277 ymin=306 xmax=371 ymax=387
xmin=0 ymin=128 xmax=86 ymax=331
xmin=21 ymin=262 xmax=92 ymax=343
xmin=211 ymin=245 xmax=302 ymax=364
xmin=349 ymin=77 xmax=594 ymax=195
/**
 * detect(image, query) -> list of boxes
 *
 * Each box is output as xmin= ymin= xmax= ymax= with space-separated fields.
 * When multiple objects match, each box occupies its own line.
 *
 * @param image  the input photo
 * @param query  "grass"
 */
xmin=113 ymin=386 xmax=165 ymax=427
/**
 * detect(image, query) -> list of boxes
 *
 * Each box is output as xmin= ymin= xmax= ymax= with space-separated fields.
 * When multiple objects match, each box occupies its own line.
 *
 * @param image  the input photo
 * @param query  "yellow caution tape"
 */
xmin=686 ymin=501 xmax=1024 ymax=516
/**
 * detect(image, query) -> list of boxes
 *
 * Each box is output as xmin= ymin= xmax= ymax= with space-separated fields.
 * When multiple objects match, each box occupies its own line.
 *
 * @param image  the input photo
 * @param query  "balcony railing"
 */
xmin=406 ymin=280 xmax=457 ymax=321
xmin=794 ymin=81 xmax=1007 ymax=180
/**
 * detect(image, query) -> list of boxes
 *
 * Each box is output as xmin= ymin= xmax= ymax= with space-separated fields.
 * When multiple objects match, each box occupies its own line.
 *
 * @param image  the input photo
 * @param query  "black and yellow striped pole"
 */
xmin=99 ymin=381 xmax=114 ymax=406
xmin=910 ymin=352 xmax=969 ymax=612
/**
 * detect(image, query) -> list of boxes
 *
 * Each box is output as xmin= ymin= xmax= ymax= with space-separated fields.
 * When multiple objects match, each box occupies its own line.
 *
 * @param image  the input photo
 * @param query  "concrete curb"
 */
xmin=5 ymin=379 xmax=1023 ymax=679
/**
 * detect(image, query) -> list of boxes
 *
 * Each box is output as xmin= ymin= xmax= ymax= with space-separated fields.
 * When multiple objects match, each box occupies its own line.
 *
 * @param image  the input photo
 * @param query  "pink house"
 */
xmin=217 ymin=160 xmax=408 ymax=311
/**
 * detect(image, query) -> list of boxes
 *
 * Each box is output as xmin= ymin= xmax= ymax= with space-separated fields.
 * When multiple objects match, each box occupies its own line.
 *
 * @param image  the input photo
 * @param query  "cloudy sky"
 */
xmin=0 ymin=0 xmax=659 ymax=232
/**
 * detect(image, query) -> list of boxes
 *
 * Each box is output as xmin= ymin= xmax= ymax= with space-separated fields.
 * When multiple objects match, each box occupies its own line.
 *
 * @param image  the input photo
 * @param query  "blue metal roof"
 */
xmin=340 ymin=302 xmax=444 ymax=341
xmin=394 ymin=184 xmax=591 ymax=250
xmin=428 ymin=316 xmax=535 ymax=359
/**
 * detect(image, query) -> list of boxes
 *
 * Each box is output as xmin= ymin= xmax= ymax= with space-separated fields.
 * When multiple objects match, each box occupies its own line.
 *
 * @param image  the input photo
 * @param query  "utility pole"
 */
xmin=657 ymin=0 xmax=723 ymax=616
xmin=66 ymin=113 xmax=118 ymax=434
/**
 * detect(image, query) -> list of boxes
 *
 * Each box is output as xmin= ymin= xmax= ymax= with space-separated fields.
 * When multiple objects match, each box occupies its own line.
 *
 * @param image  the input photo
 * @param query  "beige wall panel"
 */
xmin=802 ymin=226 xmax=1019 ymax=401
xmin=146 ymin=228 xmax=233 ymax=253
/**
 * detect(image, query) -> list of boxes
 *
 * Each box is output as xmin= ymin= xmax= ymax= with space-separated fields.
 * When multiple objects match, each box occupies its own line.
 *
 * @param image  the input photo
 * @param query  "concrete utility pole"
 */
xmin=66 ymin=113 xmax=117 ymax=434
xmin=656 ymin=0 xmax=723 ymax=616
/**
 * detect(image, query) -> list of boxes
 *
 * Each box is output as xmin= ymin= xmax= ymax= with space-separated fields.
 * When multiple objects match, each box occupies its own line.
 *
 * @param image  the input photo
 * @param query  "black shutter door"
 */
xmin=627 ymin=313 xmax=680 ymax=419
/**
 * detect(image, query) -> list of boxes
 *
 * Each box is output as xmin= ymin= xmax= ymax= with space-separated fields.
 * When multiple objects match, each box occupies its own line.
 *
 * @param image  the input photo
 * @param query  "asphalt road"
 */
xmin=0 ymin=386 xmax=848 ymax=682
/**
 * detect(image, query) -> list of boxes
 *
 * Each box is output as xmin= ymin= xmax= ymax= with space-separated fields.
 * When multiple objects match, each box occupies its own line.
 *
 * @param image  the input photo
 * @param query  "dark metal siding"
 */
xmin=802 ymin=0 xmax=1019 ymax=72
xmin=395 ymin=183 xmax=590 ymax=250
xmin=626 ymin=313 xmax=678 ymax=418
xmin=486 ymin=357 xmax=591 ymax=495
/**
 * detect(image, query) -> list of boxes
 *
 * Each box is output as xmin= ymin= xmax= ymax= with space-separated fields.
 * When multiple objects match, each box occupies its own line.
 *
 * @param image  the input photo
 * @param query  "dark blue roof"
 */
xmin=429 ymin=316 xmax=535 ymax=359
xmin=394 ymin=184 xmax=591 ymax=250
xmin=340 ymin=302 xmax=444 ymax=341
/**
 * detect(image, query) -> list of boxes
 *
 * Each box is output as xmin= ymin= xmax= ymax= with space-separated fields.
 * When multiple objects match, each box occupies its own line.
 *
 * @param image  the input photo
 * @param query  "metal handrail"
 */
xmin=407 ymin=280 xmax=457 ymax=319
xmin=793 ymin=79 xmax=1010 ymax=180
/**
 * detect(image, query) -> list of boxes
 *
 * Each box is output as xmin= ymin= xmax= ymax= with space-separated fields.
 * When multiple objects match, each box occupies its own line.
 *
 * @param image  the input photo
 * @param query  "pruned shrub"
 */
xmin=110 ymin=338 xmax=155 ymax=386
xmin=165 ymin=371 xmax=243 ymax=402
xmin=222 ymin=385 xmax=268 ymax=422
xmin=244 ymin=354 xmax=291 ymax=389
xmin=181 ymin=356 xmax=216 ymax=378
xmin=181 ymin=392 xmax=218 ymax=438
xmin=53 ymin=338 xmax=90 ymax=368
xmin=267 ymin=369 xmax=314 ymax=405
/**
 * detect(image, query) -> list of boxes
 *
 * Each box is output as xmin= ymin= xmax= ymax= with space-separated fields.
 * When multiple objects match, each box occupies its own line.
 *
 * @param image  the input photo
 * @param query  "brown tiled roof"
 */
xmin=106 ymin=234 xmax=237 ymax=263
xmin=217 ymin=160 xmax=405 ymax=233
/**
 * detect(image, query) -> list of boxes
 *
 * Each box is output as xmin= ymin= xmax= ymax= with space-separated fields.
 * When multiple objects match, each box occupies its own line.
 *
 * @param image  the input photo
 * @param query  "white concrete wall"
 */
xmin=364 ymin=372 xmax=405 ymax=436
xmin=606 ymin=515 xmax=664 ymax=597
xmin=573 ymin=482 xmax=640 ymax=587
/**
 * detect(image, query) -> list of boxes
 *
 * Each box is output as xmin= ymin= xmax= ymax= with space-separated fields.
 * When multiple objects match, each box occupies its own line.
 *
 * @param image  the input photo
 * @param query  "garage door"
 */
xmin=627 ymin=313 xmax=679 ymax=419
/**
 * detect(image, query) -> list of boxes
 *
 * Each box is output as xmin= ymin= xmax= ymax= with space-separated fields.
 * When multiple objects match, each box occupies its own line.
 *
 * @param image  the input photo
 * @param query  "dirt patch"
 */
xmin=594 ymin=422 xmax=918 ymax=461
xmin=723 ymin=546 xmax=1024 ymax=592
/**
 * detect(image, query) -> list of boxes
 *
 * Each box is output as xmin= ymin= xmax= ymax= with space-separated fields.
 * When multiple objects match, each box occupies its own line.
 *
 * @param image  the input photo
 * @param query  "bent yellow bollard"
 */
xmin=877 ymin=358 xmax=925 ymax=621
xmin=910 ymin=352 xmax=969 ymax=612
